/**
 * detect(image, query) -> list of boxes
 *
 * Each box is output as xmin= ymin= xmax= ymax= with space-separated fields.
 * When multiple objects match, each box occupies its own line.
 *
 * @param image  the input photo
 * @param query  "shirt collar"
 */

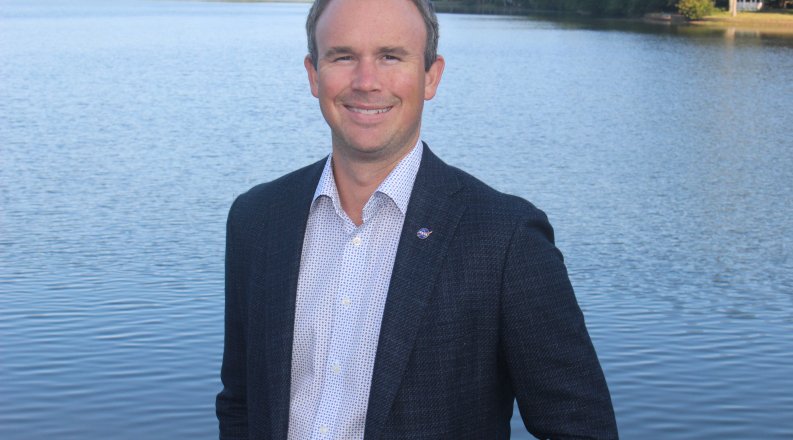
xmin=312 ymin=139 xmax=423 ymax=217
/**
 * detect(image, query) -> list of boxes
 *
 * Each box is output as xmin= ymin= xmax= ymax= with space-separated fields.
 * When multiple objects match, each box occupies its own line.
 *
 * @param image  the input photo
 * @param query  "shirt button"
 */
xmin=331 ymin=362 xmax=341 ymax=374
xmin=352 ymin=236 xmax=362 ymax=246
xmin=319 ymin=425 xmax=329 ymax=434
xmin=341 ymin=297 xmax=351 ymax=306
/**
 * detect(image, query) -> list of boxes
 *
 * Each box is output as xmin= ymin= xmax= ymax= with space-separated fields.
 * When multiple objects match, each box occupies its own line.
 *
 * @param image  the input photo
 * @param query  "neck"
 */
xmin=331 ymin=141 xmax=417 ymax=226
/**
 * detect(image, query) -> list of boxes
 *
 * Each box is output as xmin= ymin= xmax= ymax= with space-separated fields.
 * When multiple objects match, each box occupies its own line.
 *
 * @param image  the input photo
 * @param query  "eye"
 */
xmin=383 ymin=54 xmax=401 ymax=62
xmin=333 ymin=55 xmax=353 ymax=62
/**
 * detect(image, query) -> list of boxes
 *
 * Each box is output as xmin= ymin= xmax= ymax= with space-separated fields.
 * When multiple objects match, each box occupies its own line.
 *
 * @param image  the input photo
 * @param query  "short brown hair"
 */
xmin=306 ymin=0 xmax=439 ymax=72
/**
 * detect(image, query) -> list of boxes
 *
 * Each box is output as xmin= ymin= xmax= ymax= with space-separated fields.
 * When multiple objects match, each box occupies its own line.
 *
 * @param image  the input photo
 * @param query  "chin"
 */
xmin=348 ymin=143 xmax=391 ymax=159
xmin=336 ymin=135 xmax=390 ymax=156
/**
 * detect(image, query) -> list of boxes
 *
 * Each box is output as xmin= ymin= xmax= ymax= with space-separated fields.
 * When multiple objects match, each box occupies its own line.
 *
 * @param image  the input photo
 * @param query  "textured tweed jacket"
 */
xmin=216 ymin=144 xmax=618 ymax=440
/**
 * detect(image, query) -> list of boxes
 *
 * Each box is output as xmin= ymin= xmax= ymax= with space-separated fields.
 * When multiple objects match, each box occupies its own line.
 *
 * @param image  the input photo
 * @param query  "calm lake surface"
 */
xmin=2 ymin=0 xmax=792 ymax=438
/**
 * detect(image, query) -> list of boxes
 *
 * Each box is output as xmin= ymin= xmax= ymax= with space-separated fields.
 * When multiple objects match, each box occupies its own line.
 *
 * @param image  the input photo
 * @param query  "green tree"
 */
xmin=677 ymin=0 xmax=714 ymax=19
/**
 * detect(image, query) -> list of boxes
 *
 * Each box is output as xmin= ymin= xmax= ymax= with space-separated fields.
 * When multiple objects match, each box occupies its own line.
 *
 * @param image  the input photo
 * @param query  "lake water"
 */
xmin=2 ymin=0 xmax=792 ymax=438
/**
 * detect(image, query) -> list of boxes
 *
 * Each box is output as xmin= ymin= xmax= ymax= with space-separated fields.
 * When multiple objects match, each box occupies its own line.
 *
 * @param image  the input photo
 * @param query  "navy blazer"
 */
xmin=217 ymin=144 xmax=618 ymax=439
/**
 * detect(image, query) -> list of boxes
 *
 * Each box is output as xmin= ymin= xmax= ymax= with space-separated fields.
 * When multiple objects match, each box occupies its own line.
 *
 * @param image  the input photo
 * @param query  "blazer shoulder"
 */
xmin=448 ymin=163 xmax=550 ymax=226
xmin=229 ymin=157 xmax=326 ymax=225
xmin=419 ymin=145 xmax=555 ymax=244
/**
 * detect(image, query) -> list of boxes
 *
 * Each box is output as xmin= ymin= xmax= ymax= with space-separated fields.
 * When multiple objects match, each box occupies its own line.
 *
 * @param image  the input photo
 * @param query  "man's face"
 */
xmin=305 ymin=0 xmax=444 ymax=163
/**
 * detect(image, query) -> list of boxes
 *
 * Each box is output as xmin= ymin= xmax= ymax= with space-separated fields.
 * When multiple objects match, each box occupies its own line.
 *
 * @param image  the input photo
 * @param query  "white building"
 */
xmin=737 ymin=1 xmax=763 ymax=11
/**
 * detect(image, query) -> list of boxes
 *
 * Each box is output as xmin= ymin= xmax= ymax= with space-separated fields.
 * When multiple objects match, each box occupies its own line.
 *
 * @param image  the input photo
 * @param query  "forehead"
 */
xmin=315 ymin=0 xmax=426 ymax=51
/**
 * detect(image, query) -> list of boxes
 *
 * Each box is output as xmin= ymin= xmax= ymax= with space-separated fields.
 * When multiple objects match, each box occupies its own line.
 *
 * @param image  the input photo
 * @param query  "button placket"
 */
xmin=311 ymin=223 xmax=367 ymax=440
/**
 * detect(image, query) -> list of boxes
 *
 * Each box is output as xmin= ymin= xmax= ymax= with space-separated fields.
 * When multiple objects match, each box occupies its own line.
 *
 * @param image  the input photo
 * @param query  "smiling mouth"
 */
xmin=346 ymin=105 xmax=393 ymax=115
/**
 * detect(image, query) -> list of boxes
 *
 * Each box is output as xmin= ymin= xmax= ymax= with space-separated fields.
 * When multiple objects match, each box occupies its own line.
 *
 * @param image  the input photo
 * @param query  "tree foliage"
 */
xmin=515 ymin=0 xmax=677 ymax=16
xmin=445 ymin=0 xmax=682 ymax=17
xmin=676 ymin=0 xmax=715 ymax=19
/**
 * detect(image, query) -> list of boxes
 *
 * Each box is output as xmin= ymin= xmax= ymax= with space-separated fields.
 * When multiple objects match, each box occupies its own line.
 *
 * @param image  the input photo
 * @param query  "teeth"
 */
xmin=349 ymin=106 xmax=391 ymax=115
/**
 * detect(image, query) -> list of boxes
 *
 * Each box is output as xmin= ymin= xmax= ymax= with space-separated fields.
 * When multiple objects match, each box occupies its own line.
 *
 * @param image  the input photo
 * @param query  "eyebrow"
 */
xmin=323 ymin=46 xmax=354 ymax=59
xmin=322 ymin=46 xmax=411 ymax=58
xmin=378 ymin=46 xmax=409 ymax=56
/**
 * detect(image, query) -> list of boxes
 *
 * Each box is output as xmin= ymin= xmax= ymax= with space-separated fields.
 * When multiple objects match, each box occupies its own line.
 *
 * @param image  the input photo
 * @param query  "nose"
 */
xmin=351 ymin=57 xmax=380 ymax=92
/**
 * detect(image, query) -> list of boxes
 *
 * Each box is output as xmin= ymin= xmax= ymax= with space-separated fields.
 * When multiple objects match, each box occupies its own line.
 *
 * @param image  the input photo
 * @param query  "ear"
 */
xmin=305 ymin=55 xmax=319 ymax=98
xmin=423 ymin=54 xmax=445 ymax=101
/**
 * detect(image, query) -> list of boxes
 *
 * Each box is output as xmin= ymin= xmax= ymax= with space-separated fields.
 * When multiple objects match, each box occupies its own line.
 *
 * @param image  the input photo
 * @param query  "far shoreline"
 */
xmin=202 ymin=0 xmax=793 ymax=34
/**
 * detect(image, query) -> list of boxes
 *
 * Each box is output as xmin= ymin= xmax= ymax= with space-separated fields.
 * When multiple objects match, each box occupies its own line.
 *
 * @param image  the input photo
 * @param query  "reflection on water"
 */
xmin=1 ymin=1 xmax=792 ymax=439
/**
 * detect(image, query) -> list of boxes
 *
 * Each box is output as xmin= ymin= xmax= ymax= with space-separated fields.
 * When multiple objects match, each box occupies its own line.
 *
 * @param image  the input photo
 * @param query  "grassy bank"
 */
xmin=692 ymin=9 xmax=793 ymax=32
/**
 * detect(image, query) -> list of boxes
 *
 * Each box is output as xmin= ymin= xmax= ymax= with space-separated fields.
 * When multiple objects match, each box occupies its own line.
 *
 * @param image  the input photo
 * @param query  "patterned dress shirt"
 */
xmin=287 ymin=141 xmax=423 ymax=440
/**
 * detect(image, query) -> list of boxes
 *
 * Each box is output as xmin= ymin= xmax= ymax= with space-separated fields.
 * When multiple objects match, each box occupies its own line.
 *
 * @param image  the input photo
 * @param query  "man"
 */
xmin=216 ymin=0 xmax=618 ymax=438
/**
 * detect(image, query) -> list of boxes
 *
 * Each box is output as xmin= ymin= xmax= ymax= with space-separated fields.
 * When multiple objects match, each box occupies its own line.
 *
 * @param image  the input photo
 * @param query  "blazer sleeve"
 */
xmin=216 ymin=198 xmax=250 ymax=440
xmin=500 ymin=214 xmax=618 ymax=439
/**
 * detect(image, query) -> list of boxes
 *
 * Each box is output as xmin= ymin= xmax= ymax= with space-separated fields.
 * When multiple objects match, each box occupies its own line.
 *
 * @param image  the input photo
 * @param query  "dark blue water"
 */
xmin=2 ymin=1 xmax=792 ymax=438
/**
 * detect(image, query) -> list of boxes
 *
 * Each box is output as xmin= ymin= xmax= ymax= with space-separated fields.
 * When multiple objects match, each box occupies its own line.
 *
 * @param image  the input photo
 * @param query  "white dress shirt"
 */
xmin=287 ymin=141 xmax=423 ymax=440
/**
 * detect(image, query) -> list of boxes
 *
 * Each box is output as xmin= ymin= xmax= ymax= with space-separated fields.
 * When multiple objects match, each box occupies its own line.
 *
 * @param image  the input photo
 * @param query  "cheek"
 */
xmin=389 ymin=75 xmax=424 ymax=102
xmin=316 ymin=70 xmax=348 ymax=98
xmin=318 ymin=80 xmax=338 ymax=99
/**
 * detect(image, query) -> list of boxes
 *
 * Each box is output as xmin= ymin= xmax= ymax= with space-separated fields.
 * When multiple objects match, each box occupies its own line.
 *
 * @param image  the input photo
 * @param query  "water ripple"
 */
xmin=2 ymin=1 xmax=793 ymax=439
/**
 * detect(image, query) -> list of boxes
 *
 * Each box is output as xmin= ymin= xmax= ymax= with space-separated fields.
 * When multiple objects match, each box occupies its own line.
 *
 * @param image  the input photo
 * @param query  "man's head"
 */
xmin=306 ymin=0 xmax=439 ymax=72
xmin=304 ymin=0 xmax=445 ymax=163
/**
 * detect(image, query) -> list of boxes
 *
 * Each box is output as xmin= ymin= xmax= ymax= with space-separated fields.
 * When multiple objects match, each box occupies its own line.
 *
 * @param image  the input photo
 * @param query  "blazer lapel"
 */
xmin=253 ymin=160 xmax=325 ymax=439
xmin=364 ymin=145 xmax=466 ymax=440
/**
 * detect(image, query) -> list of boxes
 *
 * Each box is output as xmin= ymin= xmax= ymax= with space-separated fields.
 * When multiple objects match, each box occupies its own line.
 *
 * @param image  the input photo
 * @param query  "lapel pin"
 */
xmin=416 ymin=227 xmax=432 ymax=240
